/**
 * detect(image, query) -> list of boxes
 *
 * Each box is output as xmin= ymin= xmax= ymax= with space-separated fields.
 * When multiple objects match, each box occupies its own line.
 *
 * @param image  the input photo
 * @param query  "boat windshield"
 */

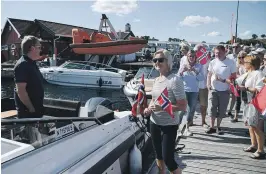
xmin=134 ymin=67 xmax=159 ymax=79
xmin=61 ymin=62 xmax=85 ymax=69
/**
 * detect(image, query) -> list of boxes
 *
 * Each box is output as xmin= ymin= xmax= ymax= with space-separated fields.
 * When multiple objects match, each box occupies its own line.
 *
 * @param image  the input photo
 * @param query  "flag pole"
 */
xmin=235 ymin=0 xmax=239 ymax=43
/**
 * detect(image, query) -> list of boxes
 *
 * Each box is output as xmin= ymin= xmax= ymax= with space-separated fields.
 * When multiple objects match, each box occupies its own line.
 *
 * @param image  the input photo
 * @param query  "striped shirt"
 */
xmin=150 ymin=73 xmax=186 ymax=126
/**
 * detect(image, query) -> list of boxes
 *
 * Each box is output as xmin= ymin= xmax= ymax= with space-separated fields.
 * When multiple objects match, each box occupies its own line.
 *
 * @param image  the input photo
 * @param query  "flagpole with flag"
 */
xmin=131 ymin=73 xmax=147 ymax=117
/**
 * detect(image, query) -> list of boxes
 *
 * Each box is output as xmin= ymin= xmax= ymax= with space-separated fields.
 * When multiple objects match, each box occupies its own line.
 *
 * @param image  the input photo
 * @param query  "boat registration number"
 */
xmin=56 ymin=124 xmax=74 ymax=138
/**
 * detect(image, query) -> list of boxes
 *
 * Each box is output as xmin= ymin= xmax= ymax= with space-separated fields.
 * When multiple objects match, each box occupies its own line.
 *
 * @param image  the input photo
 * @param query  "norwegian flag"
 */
xmin=195 ymin=45 xmax=210 ymax=65
xmin=229 ymin=83 xmax=240 ymax=97
xmin=156 ymin=88 xmax=174 ymax=118
xmin=131 ymin=74 xmax=147 ymax=117
xmin=251 ymin=85 xmax=266 ymax=114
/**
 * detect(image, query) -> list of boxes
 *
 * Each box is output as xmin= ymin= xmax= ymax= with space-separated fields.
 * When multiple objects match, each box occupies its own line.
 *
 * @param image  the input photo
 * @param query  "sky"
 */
xmin=1 ymin=0 xmax=266 ymax=43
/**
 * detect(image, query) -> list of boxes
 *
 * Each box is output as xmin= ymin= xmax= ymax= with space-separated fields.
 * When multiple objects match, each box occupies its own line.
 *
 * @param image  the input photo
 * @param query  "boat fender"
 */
xmin=129 ymin=143 xmax=142 ymax=174
xmin=98 ymin=77 xmax=103 ymax=87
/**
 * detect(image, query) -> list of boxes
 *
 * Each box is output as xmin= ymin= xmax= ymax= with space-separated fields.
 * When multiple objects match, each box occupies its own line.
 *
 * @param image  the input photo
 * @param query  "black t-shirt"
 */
xmin=14 ymin=55 xmax=44 ymax=117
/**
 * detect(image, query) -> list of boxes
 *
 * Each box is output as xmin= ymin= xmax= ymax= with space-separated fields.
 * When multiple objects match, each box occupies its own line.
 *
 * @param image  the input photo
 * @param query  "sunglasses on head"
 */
xmin=153 ymin=58 xmax=165 ymax=63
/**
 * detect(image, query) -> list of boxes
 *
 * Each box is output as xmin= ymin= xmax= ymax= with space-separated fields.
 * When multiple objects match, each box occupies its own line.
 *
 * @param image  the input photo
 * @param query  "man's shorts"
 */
xmin=199 ymin=88 xmax=208 ymax=107
xmin=207 ymin=90 xmax=230 ymax=118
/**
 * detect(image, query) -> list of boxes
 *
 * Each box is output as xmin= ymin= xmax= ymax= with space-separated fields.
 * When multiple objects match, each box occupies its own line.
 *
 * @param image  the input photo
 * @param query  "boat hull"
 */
xmin=70 ymin=40 xmax=147 ymax=55
xmin=40 ymin=67 xmax=124 ymax=89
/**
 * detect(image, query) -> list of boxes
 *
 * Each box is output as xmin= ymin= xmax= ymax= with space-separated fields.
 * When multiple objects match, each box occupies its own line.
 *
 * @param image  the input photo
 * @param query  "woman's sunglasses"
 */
xmin=153 ymin=58 xmax=165 ymax=63
xmin=238 ymin=56 xmax=245 ymax=59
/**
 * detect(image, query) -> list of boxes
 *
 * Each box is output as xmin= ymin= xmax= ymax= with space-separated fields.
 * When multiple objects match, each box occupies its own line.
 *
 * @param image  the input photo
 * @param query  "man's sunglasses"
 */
xmin=153 ymin=58 xmax=165 ymax=63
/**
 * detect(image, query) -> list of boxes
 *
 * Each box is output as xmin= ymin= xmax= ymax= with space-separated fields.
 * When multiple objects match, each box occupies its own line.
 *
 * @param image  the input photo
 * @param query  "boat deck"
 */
xmin=147 ymin=106 xmax=266 ymax=174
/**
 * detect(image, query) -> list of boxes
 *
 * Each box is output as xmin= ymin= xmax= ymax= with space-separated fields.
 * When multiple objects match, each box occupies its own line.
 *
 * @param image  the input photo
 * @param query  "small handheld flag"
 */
xmin=155 ymin=87 xmax=174 ymax=118
xmin=229 ymin=83 xmax=239 ymax=97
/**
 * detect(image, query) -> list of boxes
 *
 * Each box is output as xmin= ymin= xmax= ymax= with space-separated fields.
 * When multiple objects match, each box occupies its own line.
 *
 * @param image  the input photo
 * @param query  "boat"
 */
xmin=69 ymin=14 xmax=147 ymax=55
xmin=123 ymin=66 xmax=159 ymax=105
xmin=1 ymin=97 xmax=152 ymax=174
xmin=40 ymin=61 xmax=127 ymax=89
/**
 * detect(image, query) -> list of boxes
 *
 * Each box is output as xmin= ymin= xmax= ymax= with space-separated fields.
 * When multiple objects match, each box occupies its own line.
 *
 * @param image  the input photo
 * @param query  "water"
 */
xmin=1 ymin=80 xmax=131 ymax=111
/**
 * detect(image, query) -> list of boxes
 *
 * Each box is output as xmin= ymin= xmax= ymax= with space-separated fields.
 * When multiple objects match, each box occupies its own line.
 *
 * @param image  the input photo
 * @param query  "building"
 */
xmin=1 ymin=17 xmax=135 ymax=63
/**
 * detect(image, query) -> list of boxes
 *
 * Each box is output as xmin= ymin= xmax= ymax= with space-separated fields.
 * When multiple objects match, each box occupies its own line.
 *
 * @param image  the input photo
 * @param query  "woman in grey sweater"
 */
xmin=144 ymin=49 xmax=187 ymax=174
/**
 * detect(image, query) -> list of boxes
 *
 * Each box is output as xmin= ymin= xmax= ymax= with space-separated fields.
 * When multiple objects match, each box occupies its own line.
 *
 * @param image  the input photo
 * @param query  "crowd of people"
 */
xmin=144 ymin=43 xmax=266 ymax=174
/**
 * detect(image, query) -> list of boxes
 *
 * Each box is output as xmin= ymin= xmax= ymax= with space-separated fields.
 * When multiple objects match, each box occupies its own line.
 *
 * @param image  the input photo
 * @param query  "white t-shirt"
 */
xmin=208 ymin=58 xmax=237 ymax=91
xmin=179 ymin=56 xmax=187 ymax=69
xmin=227 ymin=53 xmax=237 ymax=63
xmin=238 ymin=65 xmax=246 ymax=76
xmin=199 ymin=60 xmax=210 ymax=89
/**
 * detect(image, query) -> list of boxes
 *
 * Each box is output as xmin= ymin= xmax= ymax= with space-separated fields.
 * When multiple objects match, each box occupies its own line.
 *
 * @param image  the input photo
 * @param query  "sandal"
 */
xmin=250 ymin=152 xmax=266 ymax=159
xmin=243 ymin=146 xmax=257 ymax=153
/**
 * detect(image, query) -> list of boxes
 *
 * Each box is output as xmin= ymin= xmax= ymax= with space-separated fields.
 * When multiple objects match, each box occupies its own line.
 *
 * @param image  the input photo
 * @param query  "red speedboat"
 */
xmin=69 ymin=29 xmax=147 ymax=55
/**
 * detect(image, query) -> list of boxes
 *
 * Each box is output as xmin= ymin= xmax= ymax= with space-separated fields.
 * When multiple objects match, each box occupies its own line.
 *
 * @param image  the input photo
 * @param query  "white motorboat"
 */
xmin=123 ymin=67 xmax=159 ymax=105
xmin=1 ymin=97 xmax=151 ymax=174
xmin=40 ymin=61 xmax=127 ymax=89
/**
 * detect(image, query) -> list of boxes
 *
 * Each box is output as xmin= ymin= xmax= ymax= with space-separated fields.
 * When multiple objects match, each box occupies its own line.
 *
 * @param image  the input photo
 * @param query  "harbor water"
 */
xmin=1 ymin=79 xmax=132 ymax=111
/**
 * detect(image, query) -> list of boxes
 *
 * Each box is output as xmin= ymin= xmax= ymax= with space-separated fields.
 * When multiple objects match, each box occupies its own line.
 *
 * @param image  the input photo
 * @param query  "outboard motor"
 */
xmin=84 ymin=97 xmax=115 ymax=124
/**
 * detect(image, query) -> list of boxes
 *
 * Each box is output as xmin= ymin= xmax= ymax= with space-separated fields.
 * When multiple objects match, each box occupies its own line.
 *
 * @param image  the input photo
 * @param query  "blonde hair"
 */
xmin=237 ymin=51 xmax=247 ymax=65
xmin=153 ymin=49 xmax=173 ymax=71
xmin=244 ymin=55 xmax=260 ymax=70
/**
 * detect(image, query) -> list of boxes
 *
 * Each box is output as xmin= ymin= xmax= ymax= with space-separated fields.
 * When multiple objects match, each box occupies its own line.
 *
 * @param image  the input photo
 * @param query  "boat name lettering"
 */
xmin=97 ymin=80 xmax=112 ymax=84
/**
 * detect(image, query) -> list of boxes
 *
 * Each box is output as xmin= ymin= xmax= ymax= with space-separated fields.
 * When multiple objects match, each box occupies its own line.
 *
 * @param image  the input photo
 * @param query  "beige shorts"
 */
xmin=199 ymin=88 xmax=208 ymax=107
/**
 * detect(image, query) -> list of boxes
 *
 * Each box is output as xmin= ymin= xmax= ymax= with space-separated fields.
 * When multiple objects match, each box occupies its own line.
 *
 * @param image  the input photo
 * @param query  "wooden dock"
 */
xmin=147 ymin=105 xmax=266 ymax=174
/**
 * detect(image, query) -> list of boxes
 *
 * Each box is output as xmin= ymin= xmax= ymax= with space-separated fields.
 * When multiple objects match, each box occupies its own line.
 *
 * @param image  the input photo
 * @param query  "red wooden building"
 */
xmin=1 ymin=18 xmax=135 ymax=63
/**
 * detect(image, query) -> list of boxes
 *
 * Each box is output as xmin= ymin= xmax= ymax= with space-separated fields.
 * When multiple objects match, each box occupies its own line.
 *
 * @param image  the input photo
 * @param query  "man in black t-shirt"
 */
xmin=14 ymin=35 xmax=44 ymax=118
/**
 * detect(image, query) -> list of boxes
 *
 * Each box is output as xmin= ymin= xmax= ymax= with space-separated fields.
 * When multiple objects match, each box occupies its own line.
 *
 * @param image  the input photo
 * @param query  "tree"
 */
xmin=219 ymin=42 xmax=225 ymax=44
xmin=141 ymin=36 xmax=150 ymax=40
xmin=202 ymin=41 xmax=206 ymax=43
xmin=168 ymin=37 xmax=172 ymax=42
xmin=261 ymin=34 xmax=266 ymax=39
xmin=252 ymin=34 xmax=258 ymax=39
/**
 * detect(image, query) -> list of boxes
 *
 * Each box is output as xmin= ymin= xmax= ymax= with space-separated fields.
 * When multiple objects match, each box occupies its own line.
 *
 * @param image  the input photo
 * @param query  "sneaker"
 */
xmin=185 ymin=129 xmax=193 ymax=136
xmin=227 ymin=112 xmax=233 ymax=118
xmin=217 ymin=127 xmax=224 ymax=135
xmin=206 ymin=127 xmax=216 ymax=134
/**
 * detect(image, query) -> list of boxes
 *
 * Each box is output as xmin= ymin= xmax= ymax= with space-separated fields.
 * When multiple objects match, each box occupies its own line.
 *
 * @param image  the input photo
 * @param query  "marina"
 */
xmin=1 ymin=1 xmax=266 ymax=174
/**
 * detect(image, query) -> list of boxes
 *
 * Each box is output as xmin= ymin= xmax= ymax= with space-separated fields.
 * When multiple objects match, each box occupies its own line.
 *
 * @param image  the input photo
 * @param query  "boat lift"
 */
xmin=98 ymin=14 xmax=120 ymax=40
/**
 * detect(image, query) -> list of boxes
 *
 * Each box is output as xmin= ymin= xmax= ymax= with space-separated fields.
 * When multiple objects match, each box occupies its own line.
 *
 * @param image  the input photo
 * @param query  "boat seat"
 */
xmin=43 ymin=98 xmax=81 ymax=118
xmin=1 ymin=110 xmax=17 ymax=118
